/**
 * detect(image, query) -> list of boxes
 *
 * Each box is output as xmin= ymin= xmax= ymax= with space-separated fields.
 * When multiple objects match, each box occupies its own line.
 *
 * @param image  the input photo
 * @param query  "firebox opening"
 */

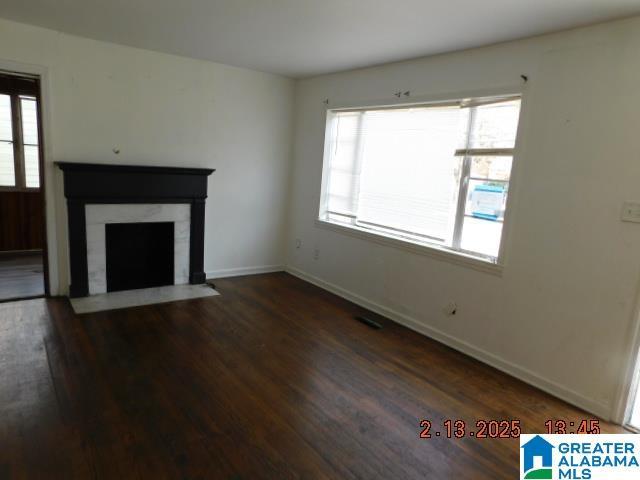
xmin=106 ymin=222 xmax=174 ymax=292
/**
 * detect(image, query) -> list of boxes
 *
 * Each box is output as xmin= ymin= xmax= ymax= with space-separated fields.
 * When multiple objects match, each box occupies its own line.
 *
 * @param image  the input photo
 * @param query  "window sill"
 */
xmin=315 ymin=218 xmax=504 ymax=276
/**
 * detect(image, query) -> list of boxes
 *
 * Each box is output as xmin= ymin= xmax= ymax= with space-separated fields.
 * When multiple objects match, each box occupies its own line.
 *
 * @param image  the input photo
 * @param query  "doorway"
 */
xmin=0 ymin=71 xmax=48 ymax=302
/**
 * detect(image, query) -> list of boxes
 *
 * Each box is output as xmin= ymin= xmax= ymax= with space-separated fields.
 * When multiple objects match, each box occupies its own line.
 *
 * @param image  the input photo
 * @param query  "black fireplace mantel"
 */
xmin=56 ymin=162 xmax=215 ymax=297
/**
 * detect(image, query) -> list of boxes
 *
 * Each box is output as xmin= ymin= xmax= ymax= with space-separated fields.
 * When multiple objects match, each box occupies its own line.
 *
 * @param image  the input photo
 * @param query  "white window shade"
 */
xmin=356 ymin=107 xmax=466 ymax=242
xmin=325 ymin=112 xmax=362 ymax=217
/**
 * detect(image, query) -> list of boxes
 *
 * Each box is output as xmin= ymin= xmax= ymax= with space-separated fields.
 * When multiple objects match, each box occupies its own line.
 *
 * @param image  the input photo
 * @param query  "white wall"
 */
xmin=0 ymin=18 xmax=294 ymax=295
xmin=287 ymin=16 xmax=640 ymax=420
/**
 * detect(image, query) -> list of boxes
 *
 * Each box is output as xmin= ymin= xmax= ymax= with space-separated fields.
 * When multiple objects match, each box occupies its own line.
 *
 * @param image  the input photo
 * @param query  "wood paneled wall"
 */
xmin=0 ymin=191 xmax=44 ymax=252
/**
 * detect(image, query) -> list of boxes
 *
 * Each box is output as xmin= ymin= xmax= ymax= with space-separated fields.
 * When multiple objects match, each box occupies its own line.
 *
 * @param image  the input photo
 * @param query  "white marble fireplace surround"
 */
xmin=86 ymin=204 xmax=190 ymax=295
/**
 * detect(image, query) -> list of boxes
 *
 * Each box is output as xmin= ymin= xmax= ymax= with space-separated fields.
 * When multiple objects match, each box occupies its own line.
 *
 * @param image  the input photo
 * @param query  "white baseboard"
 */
xmin=206 ymin=264 xmax=284 ymax=280
xmin=285 ymin=265 xmax=611 ymax=420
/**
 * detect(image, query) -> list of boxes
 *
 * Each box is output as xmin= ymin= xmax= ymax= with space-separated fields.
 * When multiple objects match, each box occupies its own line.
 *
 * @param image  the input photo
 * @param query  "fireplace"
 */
xmin=56 ymin=162 xmax=214 ymax=298
xmin=106 ymin=222 xmax=175 ymax=292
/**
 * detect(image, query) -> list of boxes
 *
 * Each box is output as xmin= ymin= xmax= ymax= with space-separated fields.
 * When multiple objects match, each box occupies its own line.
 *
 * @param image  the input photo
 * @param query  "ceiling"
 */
xmin=0 ymin=0 xmax=638 ymax=78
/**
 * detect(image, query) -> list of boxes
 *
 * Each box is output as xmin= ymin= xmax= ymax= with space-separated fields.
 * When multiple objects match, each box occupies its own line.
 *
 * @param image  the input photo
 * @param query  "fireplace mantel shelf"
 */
xmin=56 ymin=162 xmax=215 ymax=177
xmin=55 ymin=162 xmax=215 ymax=202
xmin=56 ymin=162 xmax=215 ymax=297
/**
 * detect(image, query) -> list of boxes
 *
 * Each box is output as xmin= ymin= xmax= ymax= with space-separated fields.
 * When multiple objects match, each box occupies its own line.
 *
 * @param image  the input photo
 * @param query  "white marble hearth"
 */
xmin=86 ymin=204 xmax=190 ymax=295
xmin=70 ymin=284 xmax=219 ymax=314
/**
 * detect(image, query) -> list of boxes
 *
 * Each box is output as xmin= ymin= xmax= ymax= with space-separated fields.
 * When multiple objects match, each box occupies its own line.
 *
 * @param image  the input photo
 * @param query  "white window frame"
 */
xmin=317 ymin=87 xmax=525 ymax=275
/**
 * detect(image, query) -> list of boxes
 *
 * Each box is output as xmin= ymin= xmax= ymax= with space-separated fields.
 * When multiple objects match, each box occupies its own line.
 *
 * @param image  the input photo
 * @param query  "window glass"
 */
xmin=465 ymin=179 xmax=508 ymax=221
xmin=0 ymin=141 xmax=15 ymax=186
xmin=466 ymin=100 xmax=520 ymax=149
xmin=470 ymin=156 xmax=512 ymax=181
xmin=20 ymin=97 xmax=39 ymax=145
xmin=21 ymin=97 xmax=39 ymax=188
xmin=24 ymin=145 xmax=39 ymax=188
xmin=320 ymin=96 xmax=521 ymax=263
xmin=0 ymin=95 xmax=14 ymax=186
xmin=460 ymin=216 xmax=503 ymax=258
xmin=0 ymin=95 xmax=12 ymax=141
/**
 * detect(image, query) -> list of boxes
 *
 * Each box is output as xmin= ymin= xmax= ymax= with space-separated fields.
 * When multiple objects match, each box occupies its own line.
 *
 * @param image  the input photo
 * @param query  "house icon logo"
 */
xmin=521 ymin=435 xmax=554 ymax=479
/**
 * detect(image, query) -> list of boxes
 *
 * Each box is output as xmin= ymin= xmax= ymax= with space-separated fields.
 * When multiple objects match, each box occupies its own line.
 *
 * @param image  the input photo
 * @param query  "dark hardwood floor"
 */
xmin=0 ymin=272 xmax=624 ymax=479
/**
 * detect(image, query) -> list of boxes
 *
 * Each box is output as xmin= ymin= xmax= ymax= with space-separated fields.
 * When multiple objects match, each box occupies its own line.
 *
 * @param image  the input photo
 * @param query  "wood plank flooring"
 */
xmin=0 ymin=252 xmax=44 ymax=301
xmin=0 ymin=272 xmax=625 ymax=479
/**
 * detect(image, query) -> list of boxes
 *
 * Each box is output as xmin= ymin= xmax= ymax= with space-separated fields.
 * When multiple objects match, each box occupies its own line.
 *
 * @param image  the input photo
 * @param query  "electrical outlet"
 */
xmin=295 ymin=239 xmax=302 ymax=249
xmin=313 ymin=248 xmax=320 ymax=260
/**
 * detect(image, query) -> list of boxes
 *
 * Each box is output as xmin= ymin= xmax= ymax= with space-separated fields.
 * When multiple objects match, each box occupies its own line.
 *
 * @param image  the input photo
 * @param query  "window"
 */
xmin=319 ymin=94 xmax=522 ymax=264
xmin=0 ymin=73 xmax=41 ymax=190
